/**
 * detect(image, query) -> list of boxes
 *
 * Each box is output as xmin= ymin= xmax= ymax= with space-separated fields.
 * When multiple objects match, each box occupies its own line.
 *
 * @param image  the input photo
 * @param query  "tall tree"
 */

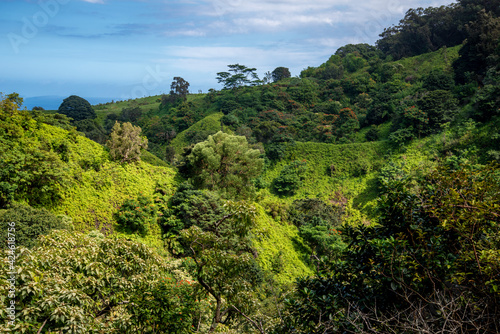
xmin=106 ymin=122 xmax=148 ymax=163
xmin=216 ymin=64 xmax=261 ymax=89
xmin=170 ymin=76 xmax=190 ymax=100
xmin=179 ymin=200 xmax=262 ymax=333
xmin=376 ymin=4 xmax=466 ymax=59
xmin=58 ymin=95 xmax=96 ymax=122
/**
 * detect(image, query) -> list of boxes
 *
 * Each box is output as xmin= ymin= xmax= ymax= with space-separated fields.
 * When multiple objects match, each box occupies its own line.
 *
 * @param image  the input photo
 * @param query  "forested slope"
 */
xmin=1 ymin=0 xmax=500 ymax=332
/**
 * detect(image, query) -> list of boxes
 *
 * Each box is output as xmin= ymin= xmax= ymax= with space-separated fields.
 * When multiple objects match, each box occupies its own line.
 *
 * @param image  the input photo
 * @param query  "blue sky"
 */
xmin=1 ymin=0 xmax=455 ymax=108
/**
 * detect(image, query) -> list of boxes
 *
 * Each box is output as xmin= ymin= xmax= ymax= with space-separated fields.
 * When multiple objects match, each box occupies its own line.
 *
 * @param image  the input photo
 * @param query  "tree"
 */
xmin=162 ymin=77 xmax=190 ymax=105
xmin=179 ymin=200 xmax=263 ymax=333
xmin=280 ymin=163 xmax=500 ymax=333
xmin=418 ymin=89 xmax=458 ymax=130
xmin=0 ymin=230 xmax=199 ymax=333
xmin=182 ymin=131 xmax=264 ymax=198
xmin=106 ymin=122 xmax=148 ymax=163
xmin=216 ymin=64 xmax=261 ymax=89
xmin=74 ymin=119 xmax=108 ymax=144
xmin=272 ymin=160 xmax=307 ymax=196
xmin=58 ymin=95 xmax=96 ymax=122
xmin=335 ymin=107 xmax=360 ymax=142
xmin=6 ymin=92 xmax=23 ymax=108
xmin=119 ymin=106 xmax=142 ymax=122
xmin=335 ymin=43 xmax=381 ymax=59
xmin=170 ymin=76 xmax=190 ymax=99
xmin=453 ymin=10 xmax=500 ymax=85
xmin=376 ymin=5 xmax=466 ymax=59
xmin=422 ymin=68 xmax=455 ymax=91
xmin=272 ymin=67 xmax=291 ymax=82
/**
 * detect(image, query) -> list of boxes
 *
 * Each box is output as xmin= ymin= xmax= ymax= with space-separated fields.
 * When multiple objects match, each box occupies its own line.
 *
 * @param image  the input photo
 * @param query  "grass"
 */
xmin=259 ymin=140 xmax=389 ymax=224
xmin=252 ymin=203 xmax=314 ymax=284
xmin=93 ymin=95 xmax=162 ymax=123
xmin=394 ymin=45 xmax=460 ymax=80
xmin=169 ymin=112 xmax=226 ymax=154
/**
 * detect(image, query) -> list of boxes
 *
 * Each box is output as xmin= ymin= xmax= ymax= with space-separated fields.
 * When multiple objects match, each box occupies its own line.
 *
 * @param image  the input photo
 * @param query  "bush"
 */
xmin=265 ymin=140 xmax=294 ymax=161
xmin=273 ymin=160 xmax=307 ymax=196
xmin=389 ymin=126 xmax=416 ymax=146
xmin=423 ymin=68 xmax=455 ymax=91
xmin=365 ymin=125 xmax=379 ymax=141
xmin=0 ymin=203 xmax=68 ymax=249
xmin=115 ymin=195 xmax=157 ymax=234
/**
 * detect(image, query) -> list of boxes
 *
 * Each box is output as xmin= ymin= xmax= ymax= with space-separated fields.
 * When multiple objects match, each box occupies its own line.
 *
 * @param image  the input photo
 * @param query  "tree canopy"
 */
xmin=182 ymin=131 xmax=264 ymax=198
xmin=272 ymin=67 xmax=291 ymax=82
xmin=216 ymin=64 xmax=261 ymax=89
xmin=58 ymin=95 xmax=96 ymax=122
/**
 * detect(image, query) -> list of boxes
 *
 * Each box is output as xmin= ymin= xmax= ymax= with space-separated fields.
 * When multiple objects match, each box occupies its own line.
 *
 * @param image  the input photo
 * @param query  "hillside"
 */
xmin=1 ymin=1 xmax=500 ymax=332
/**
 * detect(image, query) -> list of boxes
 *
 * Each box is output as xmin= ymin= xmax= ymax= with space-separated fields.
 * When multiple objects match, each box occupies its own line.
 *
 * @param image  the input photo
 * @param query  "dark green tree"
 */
xmin=58 ymin=95 xmax=96 ymax=122
xmin=335 ymin=107 xmax=360 ymax=142
xmin=418 ymin=90 xmax=458 ymax=130
xmin=376 ymin=5 xmax=466 ymax=59
xmin=162 ymin=76 xmax=190 ymax=105
xmin=119 ymin=106 xmax=142 ymax=123
xmin=74 ymin=119 xmax=108 ymax=144
xmin=272 ymin=67 xmax=291 ymax=82
xmin=0 ymin=203 xmax=69 ymax=249
xmin=423 ymin=68 xmax=455 ymax=91
xmin=272 ymin=160 xmax=307 ymax=196
xmin=170 ymin=76 xmax=190 ymax=98
xmin=453 ymin=10 xmax=500 ymax=85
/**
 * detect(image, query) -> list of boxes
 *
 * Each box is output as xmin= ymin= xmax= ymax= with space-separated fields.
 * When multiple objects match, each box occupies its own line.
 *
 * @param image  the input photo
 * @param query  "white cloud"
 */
xmin=178 ymin=0 xmax=455 ymax=37
xmin=158 ymin=45 xmax=324 ymax=79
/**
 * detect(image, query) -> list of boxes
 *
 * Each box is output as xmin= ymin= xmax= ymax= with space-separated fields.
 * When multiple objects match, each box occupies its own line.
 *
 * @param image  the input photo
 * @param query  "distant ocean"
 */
xmin=23 ymin=96 xmax=118 ymax=110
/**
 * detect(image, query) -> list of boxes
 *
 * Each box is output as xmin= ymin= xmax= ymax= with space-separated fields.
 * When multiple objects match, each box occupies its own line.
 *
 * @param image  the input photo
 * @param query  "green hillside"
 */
xmin=1 ymin=1 xmax=500 ymax=332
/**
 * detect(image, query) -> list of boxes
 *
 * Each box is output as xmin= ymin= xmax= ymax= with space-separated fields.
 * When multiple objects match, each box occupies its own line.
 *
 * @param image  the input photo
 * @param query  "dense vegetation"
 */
xmin=1 ymin=0 xmax=499 ymax=332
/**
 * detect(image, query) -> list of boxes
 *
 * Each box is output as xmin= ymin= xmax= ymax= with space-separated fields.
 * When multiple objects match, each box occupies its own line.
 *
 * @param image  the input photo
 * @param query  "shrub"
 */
xmin=365 ymin=125 xmax=379 ymax=141
xmin=273 ymin=160 xmax=307 ymax=196
xmin=423 ymin=68 xmax=455 ymax=91
xmin=0 ymin=203 xmax=68 ymax=249
xmin=115 ymin=195 xmax=157 ymax=234
xmin=389 ymin=126 xmax=416 ymax=146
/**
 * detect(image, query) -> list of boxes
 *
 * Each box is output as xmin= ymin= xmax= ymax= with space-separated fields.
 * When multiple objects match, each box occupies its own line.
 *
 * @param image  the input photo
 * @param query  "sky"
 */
xmin=1 ymin=0 xmax=456 ymax=109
